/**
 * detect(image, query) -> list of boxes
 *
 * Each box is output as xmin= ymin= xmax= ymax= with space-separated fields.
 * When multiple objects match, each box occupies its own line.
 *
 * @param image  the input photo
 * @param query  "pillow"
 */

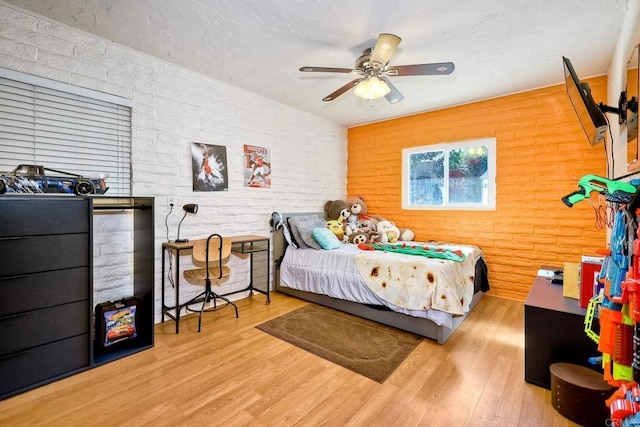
xmin=296 ymin=218 xmax=327 ymax=250
xmin=313 ymin=226 xmax=341 ymax=250
xmin=287 ymin=214 xmax=320 ymax=249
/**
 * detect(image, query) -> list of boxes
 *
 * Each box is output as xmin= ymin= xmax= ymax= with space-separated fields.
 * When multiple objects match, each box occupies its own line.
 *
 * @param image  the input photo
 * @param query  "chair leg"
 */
xmin=211 ymin=292 xmax=239 ymax=318
xmin=195 ymin=291 xmax=238 ymax=331
xmin=180 ymin=287 xmax=238 ymax=332
xmin=197 ymin=291 xmax=209 ymax=333
xmin=182 ymin=290 xmax=206 ymax=308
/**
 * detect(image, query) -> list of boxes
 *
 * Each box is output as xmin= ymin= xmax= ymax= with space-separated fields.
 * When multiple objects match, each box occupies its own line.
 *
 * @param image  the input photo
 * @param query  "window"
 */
xmin=402 ymin=137 xmax=496 ymax=210
xmin=0 ymin=68 xmax=132 ymax=196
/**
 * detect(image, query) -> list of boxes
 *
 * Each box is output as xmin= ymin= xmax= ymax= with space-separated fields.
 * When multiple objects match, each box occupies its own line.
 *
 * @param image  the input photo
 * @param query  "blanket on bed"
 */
xmin=354 ymin=245 xmax=478 ymax=315
xmin=357 ymin=242 xmax=466 ymax=262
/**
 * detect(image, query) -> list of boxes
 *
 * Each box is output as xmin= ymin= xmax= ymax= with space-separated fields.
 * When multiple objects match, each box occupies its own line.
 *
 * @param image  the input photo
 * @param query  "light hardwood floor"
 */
xmin=0 ymin=293 xmax=580 ymax=426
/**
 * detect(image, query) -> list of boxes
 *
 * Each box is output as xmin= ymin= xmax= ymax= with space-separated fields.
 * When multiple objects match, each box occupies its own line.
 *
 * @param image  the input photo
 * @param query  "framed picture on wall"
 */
xmin=243 ymin=144 xmax=271 ymax=188
xmin=191 ymin=142 xmax=228 ymax=191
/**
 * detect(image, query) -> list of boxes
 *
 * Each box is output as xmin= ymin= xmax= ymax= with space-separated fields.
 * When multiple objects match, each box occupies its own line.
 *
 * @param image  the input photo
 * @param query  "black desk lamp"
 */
xmin=175 ymin=203 xmax=198 ymax=243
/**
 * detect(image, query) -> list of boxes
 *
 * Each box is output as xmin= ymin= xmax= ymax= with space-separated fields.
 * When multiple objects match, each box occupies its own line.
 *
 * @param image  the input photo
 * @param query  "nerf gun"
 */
xmin=562 ymin=174 xmax=636 ymax=207
xmin=607 ymin=382 xmax=640 ymax=427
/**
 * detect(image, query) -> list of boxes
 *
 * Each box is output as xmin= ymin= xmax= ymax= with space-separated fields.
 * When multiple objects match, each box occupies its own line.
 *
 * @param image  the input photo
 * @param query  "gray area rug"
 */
xmin=256 ymin=304 xmax=423 ymax=383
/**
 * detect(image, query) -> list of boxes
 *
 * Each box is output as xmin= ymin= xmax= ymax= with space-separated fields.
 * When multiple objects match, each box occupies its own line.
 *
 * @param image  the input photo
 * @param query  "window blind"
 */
xmin=0 ymin=69 xmax=132 ymax=196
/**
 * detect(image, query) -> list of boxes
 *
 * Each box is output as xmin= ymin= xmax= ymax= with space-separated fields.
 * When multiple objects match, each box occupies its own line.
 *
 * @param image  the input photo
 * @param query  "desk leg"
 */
xmin=266 ymin=239 xmax=270 ymax=303
xmin=175 ymin=250 xmax=180 ymax=334
xmin=161 ymin=247 xmax=166 ymax=323
xmin=248 ymin=242 xmax=270 ymax=304
xmin=249 ymin=246 xmax=254 ymax=298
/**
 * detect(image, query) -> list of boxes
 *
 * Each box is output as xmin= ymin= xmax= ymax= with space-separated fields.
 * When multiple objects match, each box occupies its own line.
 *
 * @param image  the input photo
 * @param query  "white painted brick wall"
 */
xmin=92 ymin=212 xmax=135 ymax=303
xmin=0 ymin=4 xmax=347 ymax=323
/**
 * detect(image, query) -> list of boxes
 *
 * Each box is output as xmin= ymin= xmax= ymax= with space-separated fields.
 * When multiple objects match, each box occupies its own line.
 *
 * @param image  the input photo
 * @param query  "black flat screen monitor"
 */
xmin=563 ymin=56 xmax=608 ymax=146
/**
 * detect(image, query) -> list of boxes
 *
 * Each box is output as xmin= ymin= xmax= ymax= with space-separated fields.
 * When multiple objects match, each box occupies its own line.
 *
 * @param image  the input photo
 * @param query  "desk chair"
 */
xmin=183 ymin=234 xmax=239 ymax=332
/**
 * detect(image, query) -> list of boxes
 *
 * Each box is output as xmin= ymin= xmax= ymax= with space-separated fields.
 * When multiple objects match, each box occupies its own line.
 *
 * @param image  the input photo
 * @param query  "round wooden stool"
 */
xmin=550 ymin=363 xmax=615 ymax=427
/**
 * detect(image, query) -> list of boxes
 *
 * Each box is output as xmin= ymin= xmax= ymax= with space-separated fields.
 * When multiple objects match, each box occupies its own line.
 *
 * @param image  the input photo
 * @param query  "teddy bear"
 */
xmin=345 ymin=196 xmax=377 ymax=233
xmin=344 ymin=213 xmax=359 ymax=237
xmin=348 ymin=230 xmax=369 ymax=245
xmin=367 ymin=231 xmax=383 ymax=244
xmin=324 ymin=199 xmax=348 ymax=221
xmin=398 ymin=228 xmax=415 ymax=241
xmin=376 ymin=220 xmax=400 ymax=243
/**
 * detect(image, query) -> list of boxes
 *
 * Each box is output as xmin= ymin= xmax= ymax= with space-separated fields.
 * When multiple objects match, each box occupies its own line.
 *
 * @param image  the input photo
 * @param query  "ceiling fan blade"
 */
xmin=370 ymin=33 xmax=402 ymax=69
xmin=380 ymin=77 xmax=404 ymax=104
xmin=322 ymin=78 xmax=363 ymax=101
xmin=300 ymin=66 xmax=354 ymax=73
xmin=386 ymin=62 xmax=455 ymax=76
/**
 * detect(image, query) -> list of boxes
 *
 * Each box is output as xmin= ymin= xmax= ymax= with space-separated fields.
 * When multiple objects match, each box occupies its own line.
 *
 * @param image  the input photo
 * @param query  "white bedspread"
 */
xmin=279 ymin=243 xmax=482 ymax=327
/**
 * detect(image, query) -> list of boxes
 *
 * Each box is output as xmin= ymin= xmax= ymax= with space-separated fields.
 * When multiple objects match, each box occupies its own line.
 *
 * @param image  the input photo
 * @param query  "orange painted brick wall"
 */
xmin=347 ymin=78 xmax=609 ymax=301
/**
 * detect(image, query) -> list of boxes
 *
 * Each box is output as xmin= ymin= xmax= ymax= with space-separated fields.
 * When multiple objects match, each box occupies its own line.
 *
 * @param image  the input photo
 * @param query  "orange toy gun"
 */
xmin=608 ymin=382 xmax=640 ymax=427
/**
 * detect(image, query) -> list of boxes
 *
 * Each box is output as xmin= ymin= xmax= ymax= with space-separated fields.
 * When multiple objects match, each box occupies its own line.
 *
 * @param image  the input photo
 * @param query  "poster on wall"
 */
xmin=243 ymin=144 xmax=271 ymax=188
xmin=191 ymin=142 xmax=228 ymax=191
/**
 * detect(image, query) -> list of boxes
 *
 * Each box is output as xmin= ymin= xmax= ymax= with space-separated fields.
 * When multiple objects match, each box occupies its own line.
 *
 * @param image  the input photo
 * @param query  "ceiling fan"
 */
xmin=299 ymin=33 xmax=455 ymax=104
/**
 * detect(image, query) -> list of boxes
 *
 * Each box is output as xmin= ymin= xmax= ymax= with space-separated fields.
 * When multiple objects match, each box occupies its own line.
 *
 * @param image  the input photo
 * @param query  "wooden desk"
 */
xmin=524 ymin=270 xmax=600 ymax=388
xmin=161 ymin=234 xmax=270 ymax=333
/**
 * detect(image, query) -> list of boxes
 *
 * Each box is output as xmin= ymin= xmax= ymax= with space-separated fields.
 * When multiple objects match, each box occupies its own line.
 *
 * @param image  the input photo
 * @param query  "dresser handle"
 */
xmin=0 ymin=312 xmax=28 ymax=320
xmin=0 ymin=275 xmax=28 ymax=281
xmin=0 ymin=350 xmax=29 ymax=361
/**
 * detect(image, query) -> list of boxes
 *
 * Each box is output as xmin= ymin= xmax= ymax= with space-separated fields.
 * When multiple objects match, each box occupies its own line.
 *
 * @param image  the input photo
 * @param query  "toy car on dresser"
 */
xmin=0 ymin=164 xmax=108 ymax=195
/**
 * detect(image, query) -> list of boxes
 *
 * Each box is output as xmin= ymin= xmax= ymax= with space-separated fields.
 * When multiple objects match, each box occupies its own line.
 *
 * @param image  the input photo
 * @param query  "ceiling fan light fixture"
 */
xmin=300 ymin=33 xmax=454 ymax=104
xmin=354 ymin=76 xmax=390 ymax=100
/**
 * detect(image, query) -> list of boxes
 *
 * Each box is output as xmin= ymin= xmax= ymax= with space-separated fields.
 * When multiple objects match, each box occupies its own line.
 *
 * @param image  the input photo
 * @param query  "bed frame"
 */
xmin=271 ymin=212 xmax=486 ymax=344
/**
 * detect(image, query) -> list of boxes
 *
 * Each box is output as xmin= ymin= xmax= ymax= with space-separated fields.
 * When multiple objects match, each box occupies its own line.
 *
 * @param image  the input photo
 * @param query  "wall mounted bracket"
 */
xmin=598 ymin=90 xmax=638 ymax=124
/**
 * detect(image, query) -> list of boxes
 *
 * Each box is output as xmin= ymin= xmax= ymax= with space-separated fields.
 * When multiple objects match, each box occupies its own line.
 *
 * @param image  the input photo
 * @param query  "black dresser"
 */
xmin=0 ymin=196 xmax=92 ymax=398
xmin=524 ymin=270 xmax=601 ymax=388
xmin=0 ymin=196 xmax=155 ymax=400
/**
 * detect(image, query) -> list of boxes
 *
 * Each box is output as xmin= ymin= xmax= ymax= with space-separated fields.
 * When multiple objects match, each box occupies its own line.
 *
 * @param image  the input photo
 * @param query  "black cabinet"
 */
xmin=0 ymin=196 xmax=154 ymax=400
xmin=524 ymin=271 xmax=601 ymax=388
xmin=92 ymin=197 xmax=155 ymax=365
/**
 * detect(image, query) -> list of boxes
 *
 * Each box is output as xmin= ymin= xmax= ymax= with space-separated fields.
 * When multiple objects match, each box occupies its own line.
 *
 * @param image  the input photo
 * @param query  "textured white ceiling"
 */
xmin=2 ymin=0 xmax=630 ymax=127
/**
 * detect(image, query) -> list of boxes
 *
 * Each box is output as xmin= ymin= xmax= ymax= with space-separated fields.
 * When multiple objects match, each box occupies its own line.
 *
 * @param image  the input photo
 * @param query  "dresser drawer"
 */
xmin=0 ymin=197 xmax=90 ymax=237
xmin=0 ymin=267 xmax=89 ymax=317
xmin=0 ymin=234 xmax=89 ymax=277
xmin=0 ymin=300 xmax=89 ymax=356
xmin=0 ymin=334 xmax=89 ymax=398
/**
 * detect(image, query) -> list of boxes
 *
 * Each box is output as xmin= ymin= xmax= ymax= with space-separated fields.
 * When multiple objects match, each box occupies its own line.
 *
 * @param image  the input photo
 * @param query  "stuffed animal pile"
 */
xmin=323 ymin=197 xmax=414 ymax=244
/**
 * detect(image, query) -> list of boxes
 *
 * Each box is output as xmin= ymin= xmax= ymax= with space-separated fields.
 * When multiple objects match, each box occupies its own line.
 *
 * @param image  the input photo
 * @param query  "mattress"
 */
xmin=279 ymin=242 xmax=483 ymax=328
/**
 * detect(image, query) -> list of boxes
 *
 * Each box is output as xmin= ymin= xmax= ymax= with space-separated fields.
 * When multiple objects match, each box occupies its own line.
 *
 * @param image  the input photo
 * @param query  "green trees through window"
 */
xmin=403 ymin=138 xmax=495 ymax=210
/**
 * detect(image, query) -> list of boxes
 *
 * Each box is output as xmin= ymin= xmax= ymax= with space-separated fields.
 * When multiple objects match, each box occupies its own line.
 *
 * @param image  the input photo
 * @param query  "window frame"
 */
xmin=402 ymin=137 xmax=497 ymax=210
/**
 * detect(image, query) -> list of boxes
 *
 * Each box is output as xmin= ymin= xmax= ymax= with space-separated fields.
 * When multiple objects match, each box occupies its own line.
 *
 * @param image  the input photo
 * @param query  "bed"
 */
xmin=271 ymin=212 xmax=489 ymax=344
